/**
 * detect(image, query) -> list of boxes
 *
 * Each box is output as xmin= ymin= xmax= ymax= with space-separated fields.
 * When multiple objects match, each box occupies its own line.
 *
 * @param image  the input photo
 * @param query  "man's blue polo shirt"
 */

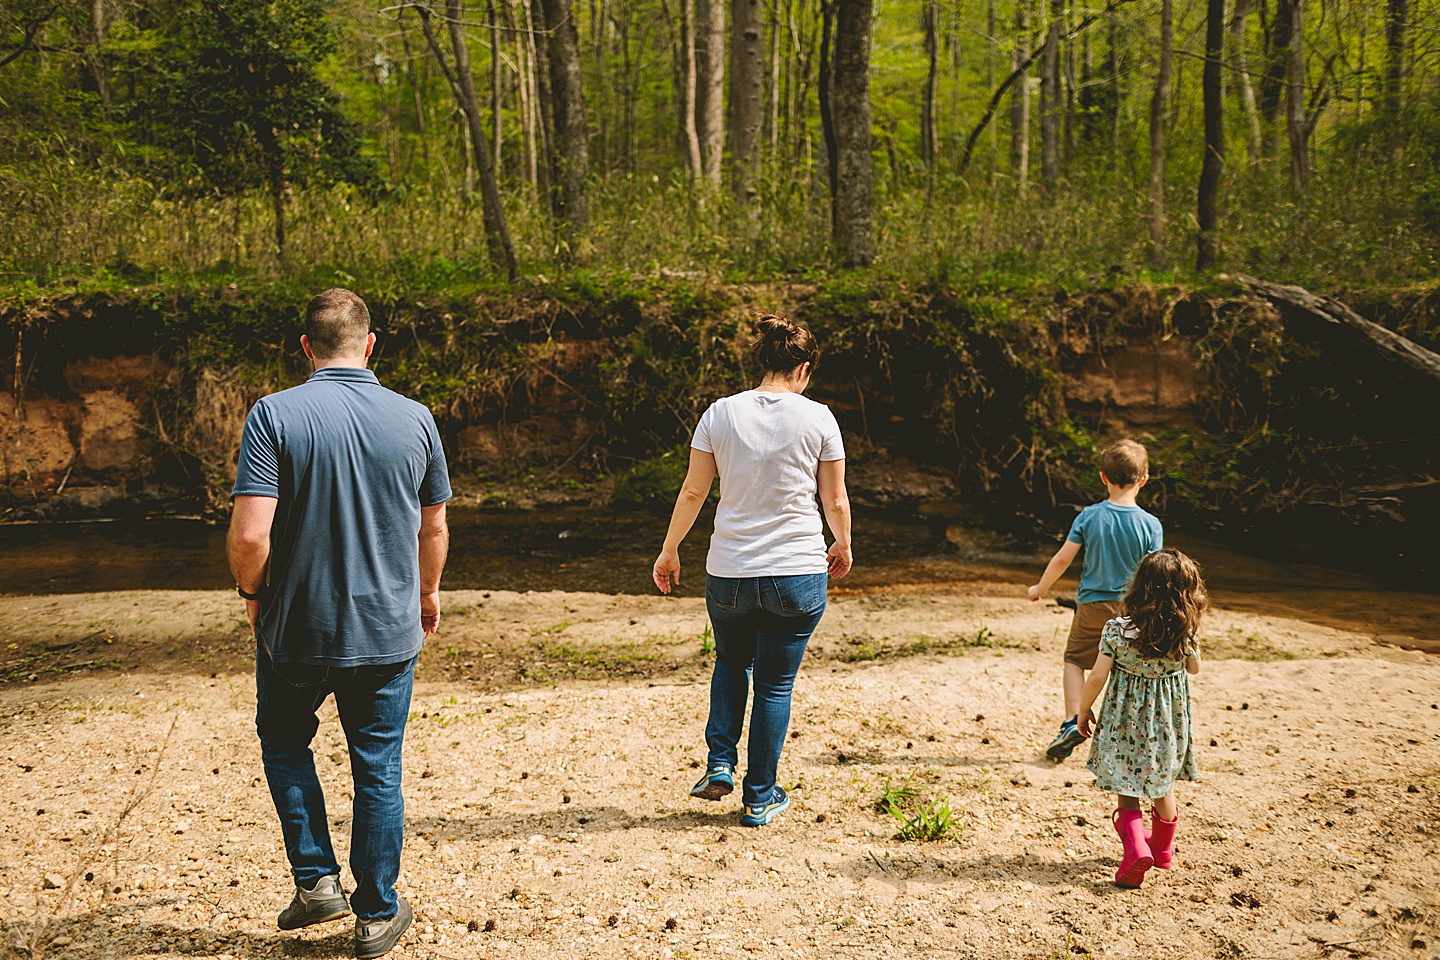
xmin=232 ymin=366 xmax=452 ymax=666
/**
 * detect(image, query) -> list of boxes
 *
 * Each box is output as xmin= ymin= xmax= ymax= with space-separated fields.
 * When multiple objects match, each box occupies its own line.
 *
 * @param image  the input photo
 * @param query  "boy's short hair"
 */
xmin=305 ymin=288 xmax=371 ymax=359
xmin=1100 ymin=439 xmax=1148 ymax=487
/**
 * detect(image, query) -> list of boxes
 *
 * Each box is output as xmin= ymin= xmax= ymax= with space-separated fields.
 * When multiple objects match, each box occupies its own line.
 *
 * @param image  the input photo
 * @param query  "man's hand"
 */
xmin=653 ymin=549 xmax=680 ymax=595
xmin=827 ymin=541 xmax=853 ymax=579
xmin=1026 ymin=583 xmax=1043 ymax=602
xmin=244 ymin=598 xmax=259 ymax=635
xmin=1077 ymin=708 xmax=1097 ymax=739
xmin=421 ymin=589 xmax=441 ymax=636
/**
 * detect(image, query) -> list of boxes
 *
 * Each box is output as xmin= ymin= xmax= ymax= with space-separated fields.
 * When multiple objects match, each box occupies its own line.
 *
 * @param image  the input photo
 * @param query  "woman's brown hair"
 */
xmin=751 ymin=315 xmax=820 ymax=376
xmin=1120 ymin=548 xmax=1207 ymax=661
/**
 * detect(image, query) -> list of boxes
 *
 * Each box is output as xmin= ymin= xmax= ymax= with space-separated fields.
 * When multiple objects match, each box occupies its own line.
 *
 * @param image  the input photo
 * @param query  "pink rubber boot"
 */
xmin=1111 ymin=809 xmax=1154 ymax=888
xmin=1149 ymin=812 xmax=1178 ymax=870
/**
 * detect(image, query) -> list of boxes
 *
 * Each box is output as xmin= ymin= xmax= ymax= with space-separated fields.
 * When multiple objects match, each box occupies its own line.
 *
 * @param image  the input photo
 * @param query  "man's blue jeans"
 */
xmin=703 ymin=573 xmax=827 ymax=806
xmin=255 ymin=642 xmax=414 ymax=922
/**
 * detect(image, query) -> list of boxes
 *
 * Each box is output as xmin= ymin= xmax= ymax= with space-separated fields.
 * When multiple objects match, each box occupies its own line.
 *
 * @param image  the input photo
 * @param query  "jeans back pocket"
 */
xmin=773 ymin=573 xmax=826 ymax=615
xmin=705 ymin=575 xmax=741 ymax=610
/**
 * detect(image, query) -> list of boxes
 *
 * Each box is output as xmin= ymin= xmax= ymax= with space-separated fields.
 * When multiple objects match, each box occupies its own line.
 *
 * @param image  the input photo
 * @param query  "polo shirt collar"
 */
xmin=308 ymin=366 xmax=379 ymax=384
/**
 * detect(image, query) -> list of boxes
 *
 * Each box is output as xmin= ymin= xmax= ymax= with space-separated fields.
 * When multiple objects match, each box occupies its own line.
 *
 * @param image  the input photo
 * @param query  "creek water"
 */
xmin=0 ymin=504 xmax=1435 ymax=646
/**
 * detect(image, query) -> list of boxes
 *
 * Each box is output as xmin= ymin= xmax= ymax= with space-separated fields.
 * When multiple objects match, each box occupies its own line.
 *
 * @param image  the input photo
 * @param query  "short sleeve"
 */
xmin=418 ymin=413 xmax=452 ymax=507
xmin=232 ymin=401 xmax=281 ymax=499
xmin=1066 ymin=508 xmax=1088 ymax=544
xmin=1098 ymin=619 xmax=1123 ymax=659
xmin=819 ymin=407 xmax=845 ymax=461
xmin=691 ymin=404 xmax=715 ymax=453
xmin=1151 ymin=520 xmax=1164 ymax=553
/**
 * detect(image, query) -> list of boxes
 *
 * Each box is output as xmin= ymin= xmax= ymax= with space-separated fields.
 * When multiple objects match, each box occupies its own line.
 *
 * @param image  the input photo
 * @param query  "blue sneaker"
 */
xmin=1046 ymin=718 xmax=1086 ymax=761
xmin=689 ymin=765 xmax=734 ymax=801
xmin=739 ymin=786 xmax=791 ymax=827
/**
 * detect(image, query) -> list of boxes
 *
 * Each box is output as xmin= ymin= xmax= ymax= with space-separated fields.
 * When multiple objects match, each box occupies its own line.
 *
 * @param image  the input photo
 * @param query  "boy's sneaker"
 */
xmin=1046 ymin=718 xmax=1086 ymax=761
xmin=355 ymin=897 xmax=413 ymax=959
xmin=739 ymin=786 xmax=791 ymax=827
xmin=689 ymin=765 xmax=735 ymax=801
xmin=276 ymin=874 xmax=350 ymax=930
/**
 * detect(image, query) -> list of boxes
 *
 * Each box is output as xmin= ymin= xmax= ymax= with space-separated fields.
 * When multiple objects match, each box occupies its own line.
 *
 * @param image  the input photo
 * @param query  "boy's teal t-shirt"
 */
xmin=1066 ymin=500 xmax=1164 ymax=604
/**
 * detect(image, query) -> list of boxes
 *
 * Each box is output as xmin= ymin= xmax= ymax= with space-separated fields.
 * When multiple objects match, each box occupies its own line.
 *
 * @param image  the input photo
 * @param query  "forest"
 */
xmin=1 ymin=0 xmax=1437 ymax=290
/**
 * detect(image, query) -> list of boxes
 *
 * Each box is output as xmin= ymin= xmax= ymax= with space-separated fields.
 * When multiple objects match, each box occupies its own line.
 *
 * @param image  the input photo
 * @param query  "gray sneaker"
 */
xmin=355 ymin=897 xmax=413 ymax=959
xmin=277 ymin=875 xmax=351 ymax=930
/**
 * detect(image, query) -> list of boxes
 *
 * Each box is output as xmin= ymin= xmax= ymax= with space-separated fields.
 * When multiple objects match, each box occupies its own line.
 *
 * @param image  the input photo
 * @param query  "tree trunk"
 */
xmin=1196 ymin=0 xmax=1225 ymax=271
xmin=1107 ymin=5 xmax=1121 ymax=171
xmin=529 ymin=0 xmax=556 ymax=203
xmin=1148 ymin=0 xmax=1171 ymax=267
xmin=1062 ymin=1 xmax=1076 ymax=164
xmin=419 ymin=4 xmax=518 ymax=279
xmin=695 ymin=0 xmax=725 ymax=187
xmin=1260 ymin=0 xmax=1294 ymax=143
xmin=1038 ymin=0 xmax=1062 ymax=192
xmin=1009 ymin=0 xmax=1030 ymax=194
xmin=540 ymin=0 xmax=592 ymax=250
xmin=1284 ymin=0 xmax=1307 ymax=194
xmin=819 ymin=0 xmax=838 ymax=211
xmin=767 ymin=5 xmax=780 ymax=157
xmin=489 ymin=0 xmax=503 ymax=173
xmin=88 ymin=0 xmax=109 ymax=110
xmin=680 ymin=0 xmax=704 ymax=179
xmin=1383 ymin=0 xmax=1409 ymax=117
xmin=728 ymin=0 xmax=764 ymax=200
xmin=921 ymin=0 xmax=938 ymax=172
xmin=1228 ymin=0 xmax=1261 ymax=161
xmin=831 ymin=0 xmax=873 ymax=265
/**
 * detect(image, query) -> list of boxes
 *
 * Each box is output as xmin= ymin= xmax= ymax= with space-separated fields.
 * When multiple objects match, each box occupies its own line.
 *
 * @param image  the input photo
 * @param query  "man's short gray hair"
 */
xmin=305 ymin=288 xmax=371 ymax=359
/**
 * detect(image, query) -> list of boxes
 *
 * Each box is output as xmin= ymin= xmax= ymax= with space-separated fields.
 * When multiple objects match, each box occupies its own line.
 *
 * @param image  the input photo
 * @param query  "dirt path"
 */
xmin=2 ymin=587 xmax=1438 ymax=960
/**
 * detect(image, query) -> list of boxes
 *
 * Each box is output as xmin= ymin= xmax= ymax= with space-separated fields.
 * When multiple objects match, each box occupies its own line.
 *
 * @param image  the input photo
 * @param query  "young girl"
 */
xmin=1077 ymin=547 xmax=1205 ymax=888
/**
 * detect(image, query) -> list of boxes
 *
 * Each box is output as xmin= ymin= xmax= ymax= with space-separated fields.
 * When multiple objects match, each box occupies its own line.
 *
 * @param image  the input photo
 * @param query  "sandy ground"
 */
xmin=1 ymin=585 xmax=1439 ymax=960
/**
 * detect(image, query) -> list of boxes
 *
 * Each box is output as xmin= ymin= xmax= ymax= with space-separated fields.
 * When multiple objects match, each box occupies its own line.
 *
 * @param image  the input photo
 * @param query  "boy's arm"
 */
xmin=1027 ymin=540 xmax=1081 ymax=601
xmin=1076 ymin=653 xmax=1114 ymax=737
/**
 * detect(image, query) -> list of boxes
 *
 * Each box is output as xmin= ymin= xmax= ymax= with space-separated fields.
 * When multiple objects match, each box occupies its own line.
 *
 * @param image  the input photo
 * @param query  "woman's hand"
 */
xmin=827 ymin=541 xmax=853 ymax=579
xmin=653 ymin=549 xmax=681 ymax=594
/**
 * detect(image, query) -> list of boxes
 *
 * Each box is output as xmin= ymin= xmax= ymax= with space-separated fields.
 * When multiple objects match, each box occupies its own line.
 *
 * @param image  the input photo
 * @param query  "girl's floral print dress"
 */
xmin=1086 ymin=617 xmax=1198 ymax=799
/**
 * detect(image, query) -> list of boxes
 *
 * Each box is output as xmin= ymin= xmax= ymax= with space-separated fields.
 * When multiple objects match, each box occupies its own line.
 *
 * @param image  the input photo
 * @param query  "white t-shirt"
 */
xmin=691 ymin=390 xmax=845 ymax=577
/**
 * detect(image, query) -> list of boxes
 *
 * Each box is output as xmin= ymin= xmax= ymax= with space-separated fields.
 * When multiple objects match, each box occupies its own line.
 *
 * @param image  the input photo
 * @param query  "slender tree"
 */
xmin=1009 ymin=0 xmax=1030 ymax=194
xmin=1383 ymin=0 xmax=1409 ymax=117
xmin=921 ymin=0 xmax=938 ymax=173
xmin=1147 ymin=0 xmax=1171 ymax=266
xmin=539 ymin=0 xmax=591 ymax=248
xmin=1196 ymin=0 xmax=1225 ymax=271
xmin=1039 ymin=0 xmax=1062 ymax=191
xmin=679 ymin=0 xmax=703 ymax=179
xmin=728 ymin=0 xmax=764 ymax=199
xmin=1228 ymin=0 xmax=1261 ymax=161
xmin=695 ymin=0 xmax=725 ymax=186
xmin=1283 ymin=0 xmax=1307 ymax=193
xmin=418 ymin=0 xmax=517 ymax=278
xmin=831 ymin=0 xmax=873 ymax=265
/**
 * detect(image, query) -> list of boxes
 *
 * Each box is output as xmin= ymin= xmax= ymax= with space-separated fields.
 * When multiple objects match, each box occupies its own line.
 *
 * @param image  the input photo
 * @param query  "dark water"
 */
xmin=1 ymin=504 xmax=1437 ymax=643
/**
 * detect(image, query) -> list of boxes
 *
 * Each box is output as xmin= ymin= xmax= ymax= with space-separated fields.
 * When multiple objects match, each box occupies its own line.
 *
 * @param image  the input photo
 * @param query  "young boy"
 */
xmin=1028 ymin=439 xmax=1163 ymax=761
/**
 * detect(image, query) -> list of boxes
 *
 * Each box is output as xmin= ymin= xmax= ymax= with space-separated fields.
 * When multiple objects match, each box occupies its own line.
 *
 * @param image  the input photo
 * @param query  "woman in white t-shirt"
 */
xmin=652 ymin=316 xmax=852 ymax=827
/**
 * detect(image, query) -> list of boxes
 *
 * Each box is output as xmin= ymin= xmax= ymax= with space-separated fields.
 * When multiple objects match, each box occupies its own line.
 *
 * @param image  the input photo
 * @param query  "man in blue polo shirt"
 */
xmin=228 ymin=288 xmax=450 ymax=959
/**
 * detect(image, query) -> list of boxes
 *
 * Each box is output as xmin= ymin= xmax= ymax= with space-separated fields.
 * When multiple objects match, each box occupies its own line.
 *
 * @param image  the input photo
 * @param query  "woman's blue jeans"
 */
xmin=703 ymin=573 xmax=827 ymax=806
xmin=255 ymin=642 xmax=415 ymax=922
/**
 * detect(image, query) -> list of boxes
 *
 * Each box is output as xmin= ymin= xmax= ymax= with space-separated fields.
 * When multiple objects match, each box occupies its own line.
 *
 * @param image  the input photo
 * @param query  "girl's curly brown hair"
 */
xmin=1120 ymin=548 xmax=1207 ymax=661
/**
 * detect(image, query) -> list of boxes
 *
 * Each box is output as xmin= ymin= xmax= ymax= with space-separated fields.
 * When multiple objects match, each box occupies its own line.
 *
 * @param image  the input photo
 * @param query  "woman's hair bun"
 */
xmin=750 ymin=314 xmax=820 ymax=376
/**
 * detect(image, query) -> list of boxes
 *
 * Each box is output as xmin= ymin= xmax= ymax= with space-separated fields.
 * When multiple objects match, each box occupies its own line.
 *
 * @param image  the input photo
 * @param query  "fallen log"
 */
xmin=1233 ymin=274 xmax=1440 ymax=386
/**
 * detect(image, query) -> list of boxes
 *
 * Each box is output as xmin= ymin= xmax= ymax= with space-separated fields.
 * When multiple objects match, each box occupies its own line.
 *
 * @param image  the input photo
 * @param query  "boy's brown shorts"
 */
xmin=1064 ymin=601 xmax=1122 ymax=670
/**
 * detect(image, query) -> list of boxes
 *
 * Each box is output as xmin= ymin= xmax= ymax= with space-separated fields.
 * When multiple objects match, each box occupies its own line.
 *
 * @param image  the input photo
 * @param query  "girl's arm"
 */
xmin=1076 ymin=653 xmax=1114 ymax=738
xmin=1027 ymin=540 xmax=1081 ymax=601
xmin=1186 ymin=656 xmax=1200 ymax=675
xmin=651 ymin=448 xmax=718 ymax=594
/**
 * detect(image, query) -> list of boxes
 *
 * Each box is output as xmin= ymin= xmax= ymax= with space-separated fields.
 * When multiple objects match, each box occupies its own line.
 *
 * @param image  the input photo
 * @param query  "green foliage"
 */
xmin=873 ymin=779 xmax=961 ymax=843
xmin=611 ymin=446 xmax=691 ymax=511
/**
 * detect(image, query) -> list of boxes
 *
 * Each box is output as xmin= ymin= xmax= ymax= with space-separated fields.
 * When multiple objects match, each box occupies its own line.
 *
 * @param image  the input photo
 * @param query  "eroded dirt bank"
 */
xmin=1 ymin=586 xmax=1438 ymax=960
